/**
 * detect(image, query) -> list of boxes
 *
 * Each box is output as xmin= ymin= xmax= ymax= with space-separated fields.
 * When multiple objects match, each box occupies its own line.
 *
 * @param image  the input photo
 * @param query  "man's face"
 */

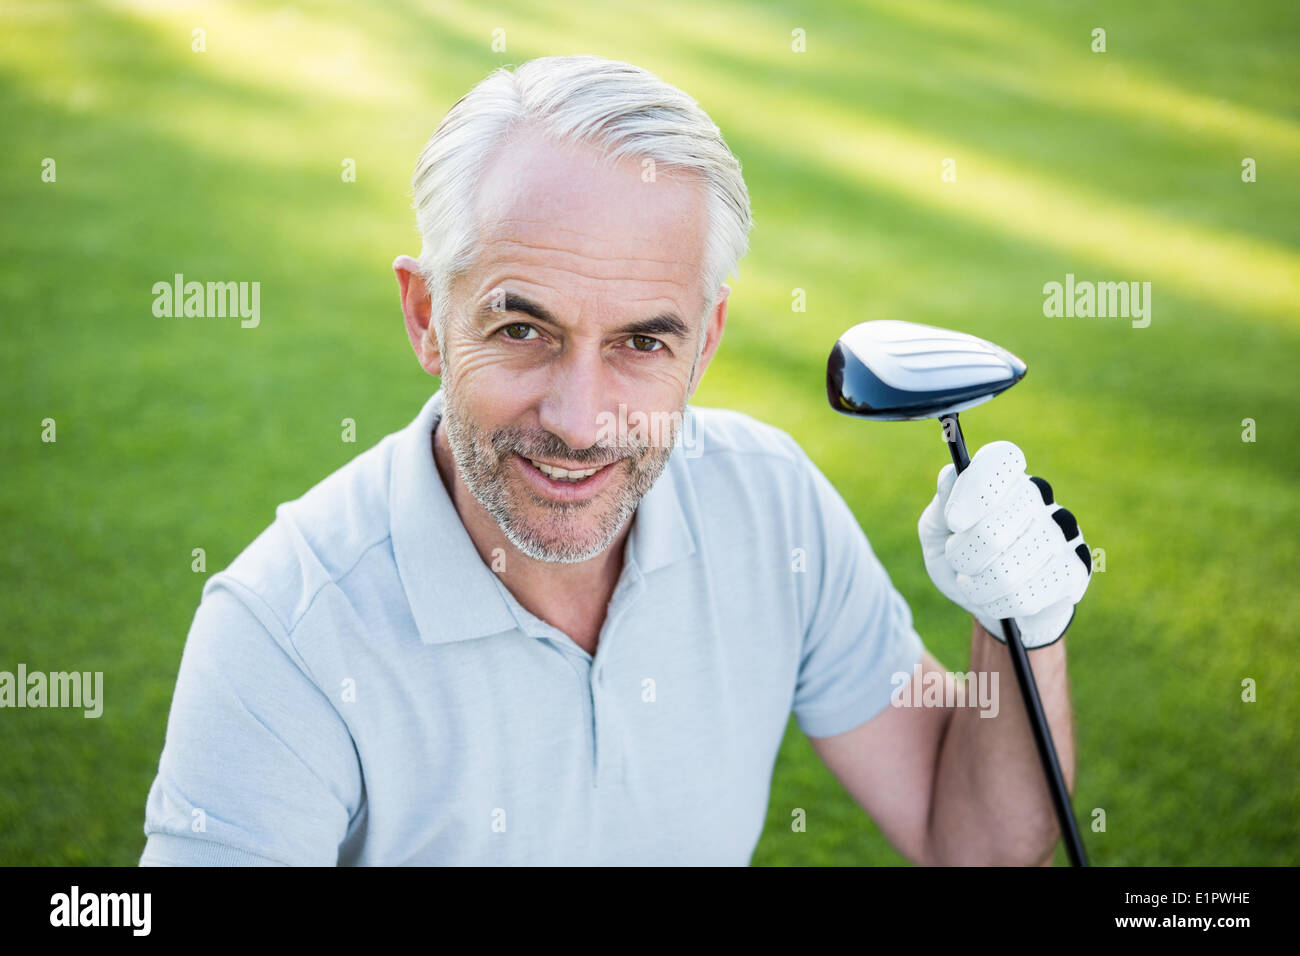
xmin=436 ymin=129 xmax=725 ymax=564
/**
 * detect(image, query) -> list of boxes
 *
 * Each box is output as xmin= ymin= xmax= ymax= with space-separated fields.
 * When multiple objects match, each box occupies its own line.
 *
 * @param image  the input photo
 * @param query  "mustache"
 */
xmin=489 ymin=429 xmax=641 ymax=467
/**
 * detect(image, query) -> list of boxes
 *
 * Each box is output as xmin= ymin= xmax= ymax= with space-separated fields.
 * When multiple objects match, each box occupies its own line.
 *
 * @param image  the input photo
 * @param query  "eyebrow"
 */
xmin=478 ymin=292 xmax=556 ymax=325
xmin=613 ymin=313 xmax=691 ymax=340
xmin=478 ymin=292 xmax=690 ymax=341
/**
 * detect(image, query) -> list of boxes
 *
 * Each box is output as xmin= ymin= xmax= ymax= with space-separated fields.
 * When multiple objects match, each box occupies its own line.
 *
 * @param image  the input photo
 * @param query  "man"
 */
xmin=140 ymin=55 xmax=1091 ymax=866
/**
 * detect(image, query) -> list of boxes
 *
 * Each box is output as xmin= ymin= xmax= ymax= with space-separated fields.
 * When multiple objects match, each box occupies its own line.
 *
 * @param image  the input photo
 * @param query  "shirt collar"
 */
xmin=389 ymin=388 xmax=696 ymax=646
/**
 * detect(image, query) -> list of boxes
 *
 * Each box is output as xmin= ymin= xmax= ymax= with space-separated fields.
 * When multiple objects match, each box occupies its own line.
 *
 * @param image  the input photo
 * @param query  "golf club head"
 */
xmin=827 ymin=320 xmax=1027 ymax=421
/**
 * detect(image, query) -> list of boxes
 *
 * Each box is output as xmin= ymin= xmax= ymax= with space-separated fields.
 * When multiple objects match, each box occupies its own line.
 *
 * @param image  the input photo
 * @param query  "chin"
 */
xmin=511 ymin=516 xmax=613 ymax=563
xmin=508 ymin=531 xmax=613 ymax=564
xmin=502 ymin=495 xmax=632 ymax=564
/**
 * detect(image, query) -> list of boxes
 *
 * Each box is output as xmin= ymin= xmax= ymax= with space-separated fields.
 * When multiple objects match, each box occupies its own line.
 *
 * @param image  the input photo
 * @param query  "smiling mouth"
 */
xmin=523 ymin=456 xmax=612 ymax=483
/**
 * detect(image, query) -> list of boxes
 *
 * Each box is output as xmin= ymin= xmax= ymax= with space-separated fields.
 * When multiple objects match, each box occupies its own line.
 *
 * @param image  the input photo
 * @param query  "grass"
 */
xmin=1 ymin=0 xmax=1297 ymax=865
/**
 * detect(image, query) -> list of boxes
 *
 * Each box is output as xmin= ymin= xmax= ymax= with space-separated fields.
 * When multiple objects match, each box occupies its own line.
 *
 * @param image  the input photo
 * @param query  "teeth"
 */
xmin=528 ymin=458 xmax=602 ymax=481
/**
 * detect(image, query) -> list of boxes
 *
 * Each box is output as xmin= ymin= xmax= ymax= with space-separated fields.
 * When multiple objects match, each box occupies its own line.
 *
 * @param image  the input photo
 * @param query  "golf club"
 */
xmin=826 ymin=319 xmax=1088 ymax=867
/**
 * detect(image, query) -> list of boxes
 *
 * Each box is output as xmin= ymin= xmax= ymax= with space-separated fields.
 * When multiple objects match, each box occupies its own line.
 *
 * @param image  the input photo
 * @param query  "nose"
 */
xmin=537 ymin=343 xmax=611 ymax=459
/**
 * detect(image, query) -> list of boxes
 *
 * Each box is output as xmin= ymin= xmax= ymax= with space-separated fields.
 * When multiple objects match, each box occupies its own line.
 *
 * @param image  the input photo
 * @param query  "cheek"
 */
xmin=620 ymin=357 xmax=696 ymax=407
xmin=448 ymin=370 xmax=550 ymax=460
xmin=449 ymin=351 xmax=535 ymax=428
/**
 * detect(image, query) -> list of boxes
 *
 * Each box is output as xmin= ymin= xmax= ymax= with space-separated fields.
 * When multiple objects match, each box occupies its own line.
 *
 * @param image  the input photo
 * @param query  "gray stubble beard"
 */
xmin=439 ymin=374 xmax=685 ymax=565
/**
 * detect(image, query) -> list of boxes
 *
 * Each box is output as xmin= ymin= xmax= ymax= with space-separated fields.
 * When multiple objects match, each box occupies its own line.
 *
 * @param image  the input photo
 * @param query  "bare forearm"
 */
xmin=926 ymin=619 xmax=1075 ymax=866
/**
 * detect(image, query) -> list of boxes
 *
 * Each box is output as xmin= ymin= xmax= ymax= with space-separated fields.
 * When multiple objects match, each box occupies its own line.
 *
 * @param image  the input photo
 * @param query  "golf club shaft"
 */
xmin=939 ymin=413 xmax=1089 ymax=867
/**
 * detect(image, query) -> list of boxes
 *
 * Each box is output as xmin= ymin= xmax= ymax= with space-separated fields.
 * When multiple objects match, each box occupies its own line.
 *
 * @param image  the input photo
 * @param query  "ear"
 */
xmin=393 ymin=254 xmax=442 ymax=377
xmin=686 ymin=284 xmax=730 ymax=399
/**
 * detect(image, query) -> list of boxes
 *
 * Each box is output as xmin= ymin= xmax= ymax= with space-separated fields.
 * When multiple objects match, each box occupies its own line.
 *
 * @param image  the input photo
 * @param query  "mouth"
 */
xmin=513 ymin=452 xmax=623 ymax=502
xmin=525 ymin=457 xmax=606 ymax=482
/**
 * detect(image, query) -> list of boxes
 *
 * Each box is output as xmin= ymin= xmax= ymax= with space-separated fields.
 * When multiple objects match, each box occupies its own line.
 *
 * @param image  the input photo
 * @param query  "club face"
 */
xmin=827 ymin=320 xmax=1027 ymax=421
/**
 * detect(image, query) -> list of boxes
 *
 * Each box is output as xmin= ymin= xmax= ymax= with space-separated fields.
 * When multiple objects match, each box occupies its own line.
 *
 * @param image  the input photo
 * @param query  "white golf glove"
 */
xmin=917 ymin=440 xmax=1092 ymax=648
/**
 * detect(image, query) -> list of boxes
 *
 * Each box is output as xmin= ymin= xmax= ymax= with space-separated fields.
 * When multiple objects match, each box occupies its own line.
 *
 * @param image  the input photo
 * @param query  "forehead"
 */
xmin=467 ymin=128 xmax=709 ymax=302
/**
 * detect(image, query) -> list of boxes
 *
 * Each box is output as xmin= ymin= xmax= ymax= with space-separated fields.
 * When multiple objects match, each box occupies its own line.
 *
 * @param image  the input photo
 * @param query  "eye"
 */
xmin=625 ymin=334 xmax=664 ymax=353
xmin=500 ymin=323 xmax=539 ymax=341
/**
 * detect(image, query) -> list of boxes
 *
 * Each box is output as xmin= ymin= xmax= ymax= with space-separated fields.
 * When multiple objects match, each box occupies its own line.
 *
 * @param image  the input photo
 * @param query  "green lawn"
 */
xmin=1 ymin=0 xmax=1296 ymax=865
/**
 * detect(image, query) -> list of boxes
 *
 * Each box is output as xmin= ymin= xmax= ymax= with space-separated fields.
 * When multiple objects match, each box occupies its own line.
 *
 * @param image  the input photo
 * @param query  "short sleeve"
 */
xmin=140 ymin=578 xmax=363 ymax=866
xmin=791 ymin=452 xmax=927 ymax=739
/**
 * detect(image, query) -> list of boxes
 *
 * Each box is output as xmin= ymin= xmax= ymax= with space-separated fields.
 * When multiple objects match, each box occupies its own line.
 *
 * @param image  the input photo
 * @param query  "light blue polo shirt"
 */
xmin=140 ymin=388 xmax=925 ymax=865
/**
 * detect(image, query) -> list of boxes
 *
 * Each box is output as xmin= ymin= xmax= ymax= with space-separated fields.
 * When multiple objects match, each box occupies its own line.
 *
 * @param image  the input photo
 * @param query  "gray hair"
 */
xmin=410 ymin=55 xmax=752 ymax=350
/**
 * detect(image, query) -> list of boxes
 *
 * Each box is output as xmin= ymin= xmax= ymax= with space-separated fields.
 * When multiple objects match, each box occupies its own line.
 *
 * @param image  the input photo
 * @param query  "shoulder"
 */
xmin=212 ymin=427 xmax=405 ymax=636
xmin=678 ymin=403 xmax=858 ymax=538
xmin=673 ymin=403 xmax=825 ymax=529
xmin=683 ymin=403 xmax=810 ymax=472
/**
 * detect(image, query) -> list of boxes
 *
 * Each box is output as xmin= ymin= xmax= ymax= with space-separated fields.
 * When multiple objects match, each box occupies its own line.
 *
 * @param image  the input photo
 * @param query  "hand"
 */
xmin=917 ymin=440 xmax=1092 ymax=648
